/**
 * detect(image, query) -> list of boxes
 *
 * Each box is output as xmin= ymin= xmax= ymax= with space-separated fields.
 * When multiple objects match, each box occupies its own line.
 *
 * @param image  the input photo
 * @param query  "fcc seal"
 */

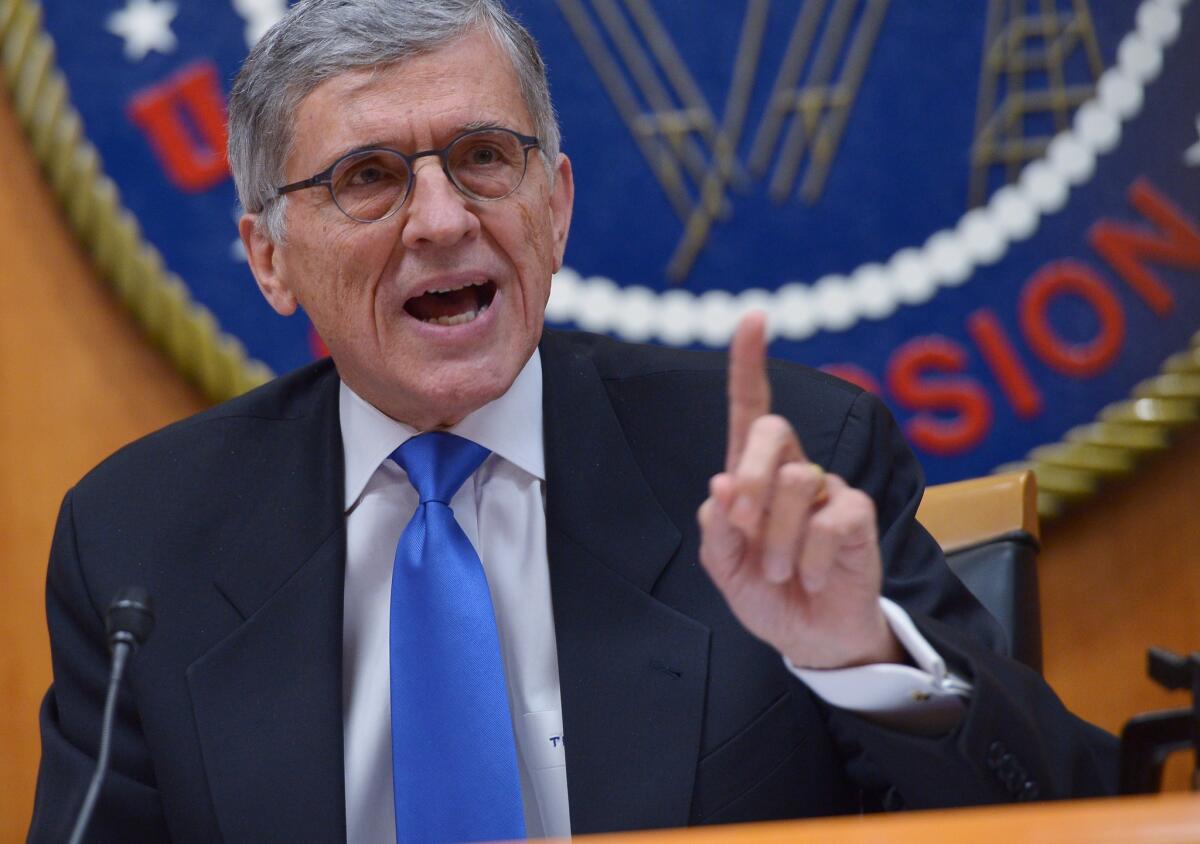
xmin=21 ymin=0 xmax=1200 ymax=487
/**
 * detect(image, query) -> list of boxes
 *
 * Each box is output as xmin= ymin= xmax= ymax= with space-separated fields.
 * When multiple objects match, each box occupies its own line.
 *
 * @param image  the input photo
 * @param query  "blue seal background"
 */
xmin=36 ymin=1 xmax=1200 ymax=482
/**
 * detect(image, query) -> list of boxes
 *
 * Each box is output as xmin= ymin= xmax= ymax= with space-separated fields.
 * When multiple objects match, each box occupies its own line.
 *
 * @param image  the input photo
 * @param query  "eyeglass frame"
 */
xmin=273 ymin=126 xmax=542 ymax=222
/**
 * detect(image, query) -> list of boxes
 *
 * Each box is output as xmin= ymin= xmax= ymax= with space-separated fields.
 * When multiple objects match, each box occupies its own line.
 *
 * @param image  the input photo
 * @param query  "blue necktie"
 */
xmin=389 ymin=432 xmax=526 ymax=844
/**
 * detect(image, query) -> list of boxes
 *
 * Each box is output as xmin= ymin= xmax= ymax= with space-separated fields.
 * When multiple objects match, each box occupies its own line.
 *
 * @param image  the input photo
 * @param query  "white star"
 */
xmin=231 ymin=0 xmax=288 ymax=49
xmin=1186 ymin=117 xmax=1200 ymax=168
xmin=106 ymin=0 xmax=178 ymax=62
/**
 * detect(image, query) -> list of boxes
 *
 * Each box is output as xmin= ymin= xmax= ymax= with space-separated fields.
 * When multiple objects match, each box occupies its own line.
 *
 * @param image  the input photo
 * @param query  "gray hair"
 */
xmin=227 ymin=0 xmax=561 ymax=241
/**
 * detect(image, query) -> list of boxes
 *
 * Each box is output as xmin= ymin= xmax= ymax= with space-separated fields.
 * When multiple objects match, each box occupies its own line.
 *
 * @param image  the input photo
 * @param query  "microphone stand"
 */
xmin=66 ymin=587 xmax=155 ymax=844
xmin=66 ymin=640 xmax=133 ymax=844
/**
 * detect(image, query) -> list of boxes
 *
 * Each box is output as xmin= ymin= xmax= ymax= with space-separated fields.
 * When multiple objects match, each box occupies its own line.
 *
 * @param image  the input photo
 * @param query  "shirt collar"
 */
xmin=339 ymin=349 xmax=545 ymax=512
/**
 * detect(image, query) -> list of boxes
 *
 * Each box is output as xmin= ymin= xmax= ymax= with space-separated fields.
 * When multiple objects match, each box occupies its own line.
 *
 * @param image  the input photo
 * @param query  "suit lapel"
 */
xmin=540 ymin=331 xmax=711 ymax=833
xmin=187 ymin=366 xmax=349 ymax=843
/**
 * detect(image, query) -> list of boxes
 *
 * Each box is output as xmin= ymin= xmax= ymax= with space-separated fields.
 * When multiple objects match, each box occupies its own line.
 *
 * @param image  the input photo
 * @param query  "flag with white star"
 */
xmin=106 ymin=0 xmax=179 ymax=61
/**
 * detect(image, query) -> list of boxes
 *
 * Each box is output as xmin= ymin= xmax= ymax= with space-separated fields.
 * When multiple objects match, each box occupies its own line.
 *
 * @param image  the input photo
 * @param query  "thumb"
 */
xmin=698 ymin=474 xmax=746 ymax=585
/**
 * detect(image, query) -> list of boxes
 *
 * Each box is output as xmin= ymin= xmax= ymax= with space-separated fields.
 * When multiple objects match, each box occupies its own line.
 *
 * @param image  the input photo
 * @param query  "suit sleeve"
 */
xmin=816 ymin=390 xmax=1117 ymax=809
xmin=28 ymin=490 xmax=170 ymax=844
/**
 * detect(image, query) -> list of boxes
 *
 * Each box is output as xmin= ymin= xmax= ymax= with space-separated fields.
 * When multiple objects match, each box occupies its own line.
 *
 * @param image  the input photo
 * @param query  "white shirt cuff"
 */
xmin=784 ymin=597 xmax=972 ymax=736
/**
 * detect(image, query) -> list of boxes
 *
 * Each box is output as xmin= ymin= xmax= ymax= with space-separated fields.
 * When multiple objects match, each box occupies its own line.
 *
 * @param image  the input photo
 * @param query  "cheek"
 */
xmin=316 ymin=224 xmax=393 ymax=310
xmin=517 ymin=202 xmax=555 ymax=292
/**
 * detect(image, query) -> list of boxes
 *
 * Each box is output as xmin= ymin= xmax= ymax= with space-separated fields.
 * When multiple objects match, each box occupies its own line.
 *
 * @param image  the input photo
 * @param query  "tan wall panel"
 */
xmin=0 ymin=90 xmax=206 ymax=837
xmin=1039 ymin=427 xmax=1200 ymax=788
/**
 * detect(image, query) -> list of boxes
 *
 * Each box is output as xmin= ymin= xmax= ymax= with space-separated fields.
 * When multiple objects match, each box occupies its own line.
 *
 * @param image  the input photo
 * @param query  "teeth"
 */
xmin=423 ymin=302 xmax=490 ymax=326
xmin=428 ymin=280 xmax=485 ymax=295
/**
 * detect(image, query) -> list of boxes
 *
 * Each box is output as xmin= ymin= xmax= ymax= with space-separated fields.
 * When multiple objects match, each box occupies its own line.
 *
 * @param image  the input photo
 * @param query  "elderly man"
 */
xmin=30 ymin=0 xmax=1114 ymax=842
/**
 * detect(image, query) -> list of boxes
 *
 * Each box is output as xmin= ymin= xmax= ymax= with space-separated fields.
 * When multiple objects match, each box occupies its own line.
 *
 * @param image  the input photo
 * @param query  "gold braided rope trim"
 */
xmin=998 ymin=331 xmax=1200 ymax=520
xmin=3 ymin=0 xmax=1198 ymax=520
xmin=0 ymin=0 xmax=273 ymax=401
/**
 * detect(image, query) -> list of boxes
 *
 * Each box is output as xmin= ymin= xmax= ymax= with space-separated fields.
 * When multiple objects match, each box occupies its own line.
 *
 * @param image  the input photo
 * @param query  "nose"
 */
xmin=400 ymin=158 xmax=480 ymax=248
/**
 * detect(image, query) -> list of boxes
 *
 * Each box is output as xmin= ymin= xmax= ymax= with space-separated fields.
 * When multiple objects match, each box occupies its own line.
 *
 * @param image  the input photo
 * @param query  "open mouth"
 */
xmin=403 ymin=280 xmax=497 ymax=326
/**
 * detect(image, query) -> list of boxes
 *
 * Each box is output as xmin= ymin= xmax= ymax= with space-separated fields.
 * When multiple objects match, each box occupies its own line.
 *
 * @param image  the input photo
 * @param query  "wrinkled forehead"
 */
xmin=285 ymin=34 xmax=531 ymax=166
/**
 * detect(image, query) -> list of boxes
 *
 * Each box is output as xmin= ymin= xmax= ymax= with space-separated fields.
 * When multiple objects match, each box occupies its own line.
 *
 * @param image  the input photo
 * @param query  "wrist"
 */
xmin=786 ymin=611 xmax=908 ymax=669
xmin=851 ymin=625 xmax=909 ymax=667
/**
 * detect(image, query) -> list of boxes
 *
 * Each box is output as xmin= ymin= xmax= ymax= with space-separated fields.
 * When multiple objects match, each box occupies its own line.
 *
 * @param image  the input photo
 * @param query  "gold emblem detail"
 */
xmin=556 ymin=0 xmax=888 ymax=281
xmin=969 ymin=0 xmax=1103 ymax=207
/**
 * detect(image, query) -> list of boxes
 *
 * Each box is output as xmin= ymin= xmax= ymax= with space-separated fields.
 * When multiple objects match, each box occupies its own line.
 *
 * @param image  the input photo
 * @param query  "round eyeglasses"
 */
xmin=274 ymin=127 xmax=541 ymax=223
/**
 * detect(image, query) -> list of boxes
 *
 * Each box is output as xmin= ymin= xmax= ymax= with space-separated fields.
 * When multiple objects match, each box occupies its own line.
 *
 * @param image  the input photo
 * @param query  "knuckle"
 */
xmin=833 ymin=519 xmax=862 ymax=544
xmin=735 ymin=466 xmax=771 ymax=495
xmin=808 ymin=509 xmax=836 ymax=537
xmin=777 ymin=462 xmax=807 ymax=490
xmin=778 ymin=462 xmax=822 ymax=495
xmin=844 ymin=488 xmax=875 ymax=514
xmin=751 ymin=413 xmax=791 ymax=441
xmin=801 ymin=463 xmax=826 ymax=488
xmin=833 ymin=507 xmax=877 ymax=545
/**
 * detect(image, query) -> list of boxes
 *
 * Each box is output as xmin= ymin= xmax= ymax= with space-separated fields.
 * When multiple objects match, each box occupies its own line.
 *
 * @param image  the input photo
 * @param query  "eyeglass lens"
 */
xmin=330 ymin=130 xmax=530 ymax=221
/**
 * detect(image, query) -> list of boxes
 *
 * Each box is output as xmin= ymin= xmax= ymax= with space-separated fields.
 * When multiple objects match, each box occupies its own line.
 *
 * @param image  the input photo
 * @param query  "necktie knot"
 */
xmin=391 ymin=431 xmax=491 ymax=505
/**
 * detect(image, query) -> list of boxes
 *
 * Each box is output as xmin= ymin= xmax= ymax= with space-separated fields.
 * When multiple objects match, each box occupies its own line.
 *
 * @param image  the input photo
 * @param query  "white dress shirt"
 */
xmin=342 ymin=351 xmax=569 ymax=841
xmin=340 ymin=350 xmax=970 ymax=842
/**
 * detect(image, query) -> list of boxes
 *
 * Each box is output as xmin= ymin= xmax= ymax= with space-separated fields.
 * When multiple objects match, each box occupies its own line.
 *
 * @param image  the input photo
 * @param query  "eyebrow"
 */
xmin=328 ymin=121 xmax=512 ymax=164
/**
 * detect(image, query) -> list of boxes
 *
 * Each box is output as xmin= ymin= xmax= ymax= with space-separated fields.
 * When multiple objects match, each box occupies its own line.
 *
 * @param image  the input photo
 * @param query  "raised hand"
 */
xmin=697 ymin=312 xmax=904 ymax=669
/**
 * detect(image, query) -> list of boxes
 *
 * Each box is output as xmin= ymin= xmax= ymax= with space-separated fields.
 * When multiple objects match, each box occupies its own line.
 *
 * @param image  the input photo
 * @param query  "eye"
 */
xmin=333 ymin=151 xmax=407 ymax=193
xmin=348 ymin=164 xmax=385 ymax=185
xmin=465 ymin=143 xmax=503 ymax=166
xmin=452 ymin=131 xmax=522 ymax=169
xmin=447 ymin=131 xmax=529 ymax=199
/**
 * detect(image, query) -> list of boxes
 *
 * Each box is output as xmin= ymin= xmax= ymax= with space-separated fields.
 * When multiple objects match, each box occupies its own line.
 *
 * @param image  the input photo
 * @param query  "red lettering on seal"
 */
xmin=1020 ymin=260 xmax=1125 ymax=378
xmin=128 ymin=61 xmax=229 ymax=193
xmin=1090 ymin=179 xmax=1200 ymax=316
xmin=886 ymin=337 xmax=992 ymax=456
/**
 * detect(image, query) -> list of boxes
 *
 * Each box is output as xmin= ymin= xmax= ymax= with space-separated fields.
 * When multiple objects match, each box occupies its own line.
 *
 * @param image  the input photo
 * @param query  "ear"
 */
xmin=548 ymin=153 xmax=574 ymax=272
xmin=239 ymin=213 xmax=298 ymax=316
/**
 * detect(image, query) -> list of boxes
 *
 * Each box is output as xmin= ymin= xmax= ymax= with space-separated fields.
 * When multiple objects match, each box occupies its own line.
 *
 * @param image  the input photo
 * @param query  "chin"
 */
xmin=347 ymin=337 xmax=531 ymax=428
xmin=414 ymin=366 xmax=514 ymax=427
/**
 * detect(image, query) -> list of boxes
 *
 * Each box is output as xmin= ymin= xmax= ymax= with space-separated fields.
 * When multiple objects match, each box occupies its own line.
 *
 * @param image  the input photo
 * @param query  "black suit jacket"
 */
xmin=29 ymin=329 xmax=1115 ymax=842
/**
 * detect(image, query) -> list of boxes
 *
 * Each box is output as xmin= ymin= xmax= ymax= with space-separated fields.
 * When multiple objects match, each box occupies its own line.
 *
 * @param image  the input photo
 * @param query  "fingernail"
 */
xmin=764 ymin=557 xmax=791 ymax=584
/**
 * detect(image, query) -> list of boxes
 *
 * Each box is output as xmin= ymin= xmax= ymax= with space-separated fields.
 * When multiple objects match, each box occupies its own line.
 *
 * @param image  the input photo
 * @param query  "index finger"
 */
xmin=726 ymin=311 xmax=771 ymax=472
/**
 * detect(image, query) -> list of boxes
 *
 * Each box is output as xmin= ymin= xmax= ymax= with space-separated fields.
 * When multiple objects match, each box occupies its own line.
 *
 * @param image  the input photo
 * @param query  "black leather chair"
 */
xmin=917 ymin=471 xmax=1043 ymax=674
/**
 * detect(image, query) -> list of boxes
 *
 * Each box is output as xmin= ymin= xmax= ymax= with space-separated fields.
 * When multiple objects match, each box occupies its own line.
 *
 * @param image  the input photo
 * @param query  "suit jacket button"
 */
xmin=986 ymin=741 xmax=1007 ymax=770
xmin=997 ymin=755 xmax=1027 ymax=793
xmin=1018 ymin=781 xmax=1040 ymax=801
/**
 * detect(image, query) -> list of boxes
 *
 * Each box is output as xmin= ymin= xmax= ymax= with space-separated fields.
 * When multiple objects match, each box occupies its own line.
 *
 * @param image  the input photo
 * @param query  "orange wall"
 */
xmin=1 ymin=90 xmax=1198 ymax=838
xmin=1039 ymin=427 xmax=1200 ymax=780
xmin=0 ymin=92 xmax=206 ymax=836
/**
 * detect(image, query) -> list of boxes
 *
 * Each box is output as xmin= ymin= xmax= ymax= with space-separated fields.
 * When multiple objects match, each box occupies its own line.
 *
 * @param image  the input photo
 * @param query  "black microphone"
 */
xmin=67 ymin=587 xmax=155 ymax=844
